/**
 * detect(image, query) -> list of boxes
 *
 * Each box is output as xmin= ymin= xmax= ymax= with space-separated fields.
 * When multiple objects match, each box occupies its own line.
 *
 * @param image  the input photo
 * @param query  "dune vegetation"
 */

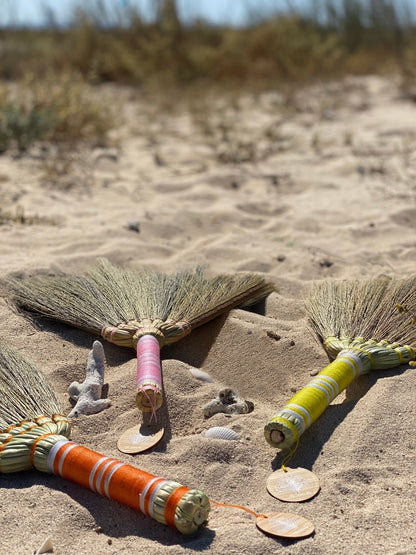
xmin=0 ymin=0 xmax=415 ymax=154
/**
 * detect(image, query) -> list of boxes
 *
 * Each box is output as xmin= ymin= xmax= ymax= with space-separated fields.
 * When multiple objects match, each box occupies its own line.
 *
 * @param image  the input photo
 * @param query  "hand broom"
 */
xmin=0 ymin=343 xmax=315 ymax=540
xmin=10 ymin=259 xmax=273 ymax=420
xmin=264 ymin=276 xmax=416 ymax=451
xmin=0 ymin=343 xmax=210 ymax=534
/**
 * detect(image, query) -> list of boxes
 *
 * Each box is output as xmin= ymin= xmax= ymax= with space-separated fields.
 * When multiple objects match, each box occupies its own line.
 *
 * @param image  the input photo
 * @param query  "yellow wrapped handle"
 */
xmin=265 ymin=341 xmax=415 ymax=450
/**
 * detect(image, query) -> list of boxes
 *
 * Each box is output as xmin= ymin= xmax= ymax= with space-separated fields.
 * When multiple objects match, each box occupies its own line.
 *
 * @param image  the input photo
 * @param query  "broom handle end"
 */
xmin=265 ymin=353 xmax=363 ymax=449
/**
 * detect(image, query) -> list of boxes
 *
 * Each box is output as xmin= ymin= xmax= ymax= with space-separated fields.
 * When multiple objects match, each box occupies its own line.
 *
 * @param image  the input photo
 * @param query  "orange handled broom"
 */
xmin=0 ymin=343 xmax=209 ymax=534
xmin=0 ymin=343 xmax=316 ymax=540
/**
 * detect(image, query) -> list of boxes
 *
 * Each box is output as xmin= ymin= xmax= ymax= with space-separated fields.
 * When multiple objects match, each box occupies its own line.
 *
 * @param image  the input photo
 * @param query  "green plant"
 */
xmin=0 ymin=103 xmax=55 ymax=154
xmin=0 ymin=73 xmax=114 ymax=155
xmin=0 ymin=206 xmax=58 ymax=226
xmin=1 ymin=1 xmax=416 ymax=94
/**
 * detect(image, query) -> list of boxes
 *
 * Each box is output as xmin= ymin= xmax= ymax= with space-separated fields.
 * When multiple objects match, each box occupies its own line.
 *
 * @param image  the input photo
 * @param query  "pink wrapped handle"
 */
xmin=135 ymin=335 xmax=163 ymax=417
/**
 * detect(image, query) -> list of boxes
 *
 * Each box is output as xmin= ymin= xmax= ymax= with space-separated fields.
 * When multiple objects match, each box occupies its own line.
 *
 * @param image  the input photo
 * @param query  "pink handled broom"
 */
xmin=11 ymin=259 xmax=273 ymax=421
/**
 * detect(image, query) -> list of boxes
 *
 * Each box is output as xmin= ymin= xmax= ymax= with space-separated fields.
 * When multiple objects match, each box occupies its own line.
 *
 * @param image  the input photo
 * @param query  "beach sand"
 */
xmin=0 ymin=75 xmax=415 ymax=554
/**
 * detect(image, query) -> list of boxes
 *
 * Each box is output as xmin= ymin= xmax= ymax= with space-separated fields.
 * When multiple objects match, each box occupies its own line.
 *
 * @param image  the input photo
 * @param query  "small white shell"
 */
xmin=204 ymin=426 xmax=240 ymax=440
xmin=35 ymin=536 xmax=53 ymax=555
xmin=189 ymin=367 xmax=213 ymax=382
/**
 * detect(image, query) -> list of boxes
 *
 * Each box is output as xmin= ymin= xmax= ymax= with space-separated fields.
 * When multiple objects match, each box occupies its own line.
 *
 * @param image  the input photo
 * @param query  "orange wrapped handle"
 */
xmin=46 ymin=440 xmax=206 ymax=531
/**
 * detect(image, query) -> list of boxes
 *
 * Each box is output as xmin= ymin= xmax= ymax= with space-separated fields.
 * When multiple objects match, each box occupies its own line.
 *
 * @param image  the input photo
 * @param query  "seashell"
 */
xmin=203 ymin=388 xmax=254 ymax=418
xmin=204 ymin=426 xmax=240 ymax=440
xmin=189 ymin=367 xmax=213 ymax=382
xmin=35 ymin=536 xmax=53 ymax=554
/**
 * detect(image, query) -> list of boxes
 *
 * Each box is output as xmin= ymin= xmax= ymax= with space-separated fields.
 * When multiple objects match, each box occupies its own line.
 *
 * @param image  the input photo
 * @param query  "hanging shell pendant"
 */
xmin=266 ymin=467 xmax=320 ymax=502
xmin=256 ymin=512 xmax=315 ymax=538
xmin=117 ymin=424 xmax=164 ymax=454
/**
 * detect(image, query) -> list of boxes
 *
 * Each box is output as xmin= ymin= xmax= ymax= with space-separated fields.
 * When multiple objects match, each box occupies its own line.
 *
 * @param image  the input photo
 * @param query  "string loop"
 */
xmin=209 ymin=499 xmax=267 ymax=519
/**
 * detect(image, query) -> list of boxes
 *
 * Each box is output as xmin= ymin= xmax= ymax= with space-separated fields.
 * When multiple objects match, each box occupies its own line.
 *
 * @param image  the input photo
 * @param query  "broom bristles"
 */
xmin=264 ymin=276 xmax=416 ymax=450
xmin=0 ymin=345 xmax=210 ymax=534
xmin=0 ymin=344 xmax=62 ymax=430
xmin=10 ymin=259 xmax=274 ymax=341
xmin=307 ymin=276 xmax=416 ymax=351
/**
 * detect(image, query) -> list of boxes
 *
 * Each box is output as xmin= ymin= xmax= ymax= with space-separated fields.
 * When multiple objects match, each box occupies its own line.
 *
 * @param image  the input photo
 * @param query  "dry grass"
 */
xmin=0 ymin=73 xmax=114 ymax=155
xmin=307 ymin=276 xmax=416 ymax=353
xmin=0 ymin=343 xmax=62 ymax=430
xmin=0 ymin=206 xmax=58 ymax=226
xmin=1 ymin=1 xmax=416 ymax=160
xmin=1 ymin=1 xmax=416 ymax=92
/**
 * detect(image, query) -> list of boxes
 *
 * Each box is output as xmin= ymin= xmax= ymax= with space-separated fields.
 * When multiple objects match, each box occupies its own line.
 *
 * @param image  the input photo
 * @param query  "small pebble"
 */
xmin=267 ymin=330 xmax=281 ymax=341
xmin=126 ymin=221 xmax=140 ymax=233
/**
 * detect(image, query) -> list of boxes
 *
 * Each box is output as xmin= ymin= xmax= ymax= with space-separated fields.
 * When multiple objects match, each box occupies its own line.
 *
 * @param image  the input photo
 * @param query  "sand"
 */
xmin=0 ymin=75 xmax=415 ymax=554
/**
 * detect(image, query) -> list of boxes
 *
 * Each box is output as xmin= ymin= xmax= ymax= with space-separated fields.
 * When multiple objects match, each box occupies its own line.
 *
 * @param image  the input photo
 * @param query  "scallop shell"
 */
xmin=189 ymin=367 xmax=213 ymax=382
xmin=204 ymin=426 xmax=240 ymax=440
xmin=35 ymin=536 xmax=53 ymax=555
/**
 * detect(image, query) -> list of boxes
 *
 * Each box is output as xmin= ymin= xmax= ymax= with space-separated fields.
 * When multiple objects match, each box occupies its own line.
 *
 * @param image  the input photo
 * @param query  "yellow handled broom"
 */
xmin=265 ymin=276 xmax=416 ymax=450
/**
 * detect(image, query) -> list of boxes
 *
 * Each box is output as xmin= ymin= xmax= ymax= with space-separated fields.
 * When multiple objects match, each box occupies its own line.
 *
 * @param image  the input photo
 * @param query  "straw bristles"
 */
xmin=10 ymin=259 xmax=274 ymax=346
xmin=0 ymin=344 xmax=63 ymax=431
xmin=0 ymin=344 xmax=210 ymax=534
xmin=307 ymin=276 xmax=416 ymax=356
xmin=264 ymin=276 xmax=416 ymax=450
